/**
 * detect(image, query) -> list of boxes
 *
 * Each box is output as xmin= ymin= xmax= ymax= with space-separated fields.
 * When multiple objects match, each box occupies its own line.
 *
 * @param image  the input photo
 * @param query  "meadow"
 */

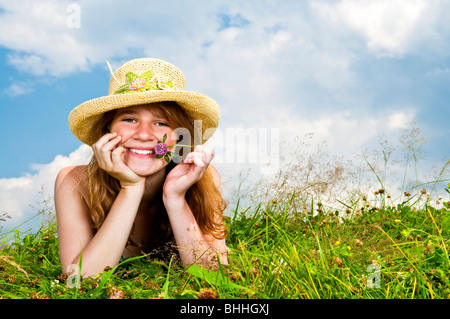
xmin=0 ymin=127 xmax=449 ymax=300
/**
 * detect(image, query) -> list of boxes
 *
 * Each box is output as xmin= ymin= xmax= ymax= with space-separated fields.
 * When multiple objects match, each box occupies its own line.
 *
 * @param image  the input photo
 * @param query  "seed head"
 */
xmin=198 ymin=288 xmax=218 ymax=299
xmin=332 ymin=257 xmax=343 ymax=267
xmin=109 ymin=287 xmax=125 ymax=299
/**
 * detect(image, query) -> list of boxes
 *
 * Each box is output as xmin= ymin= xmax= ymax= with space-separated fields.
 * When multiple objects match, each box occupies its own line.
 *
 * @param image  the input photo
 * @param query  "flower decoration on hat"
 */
xmin=156 ymin=134 xmax=194 ymax=163
xmin=114 ymin=70 xmax=173 ymax=95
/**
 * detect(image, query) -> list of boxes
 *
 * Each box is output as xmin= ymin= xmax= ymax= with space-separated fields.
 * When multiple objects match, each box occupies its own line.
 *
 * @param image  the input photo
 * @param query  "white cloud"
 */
xmin=388 ymin=111 xmax=415 ymax=129
xmin=0 ymin=0 xmax=91 ymax=76
xmin=4 ymin=81 xmax=34 ymax=97
xmin=311 ymin=0 xmax=445 ymax=57
xmin=0 ymin=145 xmax=92 ymax=229
xmin=1 ymin=0 xmax=448 ymax=218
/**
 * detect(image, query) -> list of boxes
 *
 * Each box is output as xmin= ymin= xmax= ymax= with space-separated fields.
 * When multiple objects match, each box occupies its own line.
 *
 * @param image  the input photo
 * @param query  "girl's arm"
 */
xmin=163 ymin=145 xmax=228 ymax=268
xmin=163 ymin=195 xmax=228 ymax=268
xmin=55 ymin=166 xmax=145 ymax=278
xmin=56 ymin=133 xmax=145 ymax=277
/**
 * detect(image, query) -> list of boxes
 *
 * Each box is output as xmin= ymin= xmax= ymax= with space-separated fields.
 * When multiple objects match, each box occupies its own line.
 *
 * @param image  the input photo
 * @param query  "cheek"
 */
xmin=110 ymin=125 xmax=131 ymax=141
xmin=166 ymin=129 xmax=182 ymax=144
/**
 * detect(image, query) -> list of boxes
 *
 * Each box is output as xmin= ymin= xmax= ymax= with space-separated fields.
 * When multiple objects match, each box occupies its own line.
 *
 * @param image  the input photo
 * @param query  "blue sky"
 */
xmin=0 ymin=0 xmax=449 ymax=228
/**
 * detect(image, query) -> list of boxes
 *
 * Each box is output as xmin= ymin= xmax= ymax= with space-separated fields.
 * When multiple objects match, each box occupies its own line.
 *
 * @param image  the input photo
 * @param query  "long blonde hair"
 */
xmin=86 ymin=102 xmax=227 ymax=247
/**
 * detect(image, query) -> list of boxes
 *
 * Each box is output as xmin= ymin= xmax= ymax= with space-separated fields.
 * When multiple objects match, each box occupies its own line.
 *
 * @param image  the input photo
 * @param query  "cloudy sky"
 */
xmin=1 ymin=0 xmax=449 ymax=229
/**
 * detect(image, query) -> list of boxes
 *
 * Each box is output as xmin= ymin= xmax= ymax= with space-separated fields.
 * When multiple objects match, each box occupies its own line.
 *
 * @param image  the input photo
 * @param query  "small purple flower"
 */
xmin=155 ymin=133 xmax=193 ymax=163
xmin=154 ymin=143 xmax=167 ymax=156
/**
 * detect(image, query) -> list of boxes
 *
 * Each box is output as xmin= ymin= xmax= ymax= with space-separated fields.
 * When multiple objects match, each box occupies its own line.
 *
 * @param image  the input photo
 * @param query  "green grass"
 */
xmin=1 ymin=185 xmax=449 ymax=299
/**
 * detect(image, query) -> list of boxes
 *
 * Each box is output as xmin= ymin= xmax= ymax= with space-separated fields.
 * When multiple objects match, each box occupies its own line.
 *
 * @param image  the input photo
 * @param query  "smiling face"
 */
xmin=109 ymin=104 xmax=177 ymax=177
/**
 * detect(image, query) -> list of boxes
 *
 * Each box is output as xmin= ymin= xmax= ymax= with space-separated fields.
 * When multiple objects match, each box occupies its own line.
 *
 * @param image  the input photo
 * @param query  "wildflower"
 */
xmin=332 ymin=257 xmax=343 ymax=268
xmin=394 ymin=219 xmax=401 ymax=223
xmin=154 ymin=143 xmax=167 ymax=156
xmin=404 ymin=192 xmax=411 ymax=197
xmin=420 ymin=189 xmax=427 ymax=195
xmin=347 ymin=245 xmax=352 ymax=251
xmin=335 ymin=240 xmax=341 ymax=246
xmin=250 ymin=267 xmax=259 ymax=277
xmin=378 ymin=189 xmax=385 ymax=194
xmin=128 ymin=78 xmax=146 ymax=91
xmin=109 ymin=287 xmax=125 ymax=299
xmin=198 ymin=288 xmax=218 ymax=299
xmin=114 ymin=70 xmax=173 ymax=94
xmin=230 ymin=272 xmax=243 ymax=282
xmin=154 ymin=133 xmax=193 ymax=163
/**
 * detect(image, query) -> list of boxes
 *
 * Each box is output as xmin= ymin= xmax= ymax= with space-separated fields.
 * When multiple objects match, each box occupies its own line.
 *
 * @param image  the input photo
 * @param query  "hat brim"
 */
xmin=69 ymin=90 xmax=220 ymax=146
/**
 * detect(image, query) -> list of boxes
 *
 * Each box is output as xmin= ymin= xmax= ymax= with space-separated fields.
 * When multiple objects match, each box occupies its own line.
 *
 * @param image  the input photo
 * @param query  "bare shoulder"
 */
xmin=55 ymin=165 xmax=91 ymax=222
xmin=55 ymin=165 xmax=89 ymax=193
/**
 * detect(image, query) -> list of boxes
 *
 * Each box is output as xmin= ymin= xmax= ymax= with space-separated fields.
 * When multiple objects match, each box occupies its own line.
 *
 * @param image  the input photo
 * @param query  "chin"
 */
xmin=128 ymin=161 xmax=166 ymax=177
xmin=122 ymin=153 xmax=167 ymax=177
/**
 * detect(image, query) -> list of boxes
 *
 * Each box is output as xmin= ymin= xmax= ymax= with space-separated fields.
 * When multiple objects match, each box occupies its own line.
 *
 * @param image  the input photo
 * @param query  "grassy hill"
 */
xmin=1 ymin=183 xmax=449 ymax=299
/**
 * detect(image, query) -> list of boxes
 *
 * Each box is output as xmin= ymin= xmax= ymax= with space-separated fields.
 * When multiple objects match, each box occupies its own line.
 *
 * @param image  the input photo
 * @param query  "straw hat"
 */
xmin=69 ymin=58 xmax=220 ymax=146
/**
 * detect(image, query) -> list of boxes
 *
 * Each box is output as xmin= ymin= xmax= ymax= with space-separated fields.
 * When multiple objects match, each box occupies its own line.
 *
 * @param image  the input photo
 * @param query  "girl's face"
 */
xmin=109 ymin=104 xmax=176 ymax=177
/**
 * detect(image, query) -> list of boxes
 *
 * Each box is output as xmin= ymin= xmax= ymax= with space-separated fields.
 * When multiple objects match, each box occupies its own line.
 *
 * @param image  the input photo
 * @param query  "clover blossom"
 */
xmin=156 ymin=134 xmax=194 ymax=163
xmin=154 ymin=143 xmax=168 ymax=156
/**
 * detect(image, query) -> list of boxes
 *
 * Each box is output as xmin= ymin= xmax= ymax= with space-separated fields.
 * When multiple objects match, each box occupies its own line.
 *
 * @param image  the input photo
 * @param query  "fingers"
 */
xmin=183 ymin=145 xmax=215 ymax=168
xmin=92 ymin=132 xmax=122 ymax=171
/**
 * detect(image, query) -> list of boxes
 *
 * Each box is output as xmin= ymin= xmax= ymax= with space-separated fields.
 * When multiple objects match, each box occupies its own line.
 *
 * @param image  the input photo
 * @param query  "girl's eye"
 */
xmin=155 ymin=121 xmax=169 ymax=127
xmin=122 ymin=118 xmax=137 ymax=123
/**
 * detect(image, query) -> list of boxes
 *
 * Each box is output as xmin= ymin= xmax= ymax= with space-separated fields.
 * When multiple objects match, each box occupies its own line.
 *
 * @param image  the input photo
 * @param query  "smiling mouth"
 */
xmin=127 ymin=148 xmax=155 ymax=155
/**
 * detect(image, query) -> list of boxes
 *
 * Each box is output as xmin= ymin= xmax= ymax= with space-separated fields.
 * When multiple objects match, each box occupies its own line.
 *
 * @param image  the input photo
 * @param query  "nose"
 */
xmin=132 ymin=122 xmax=156 ymax=141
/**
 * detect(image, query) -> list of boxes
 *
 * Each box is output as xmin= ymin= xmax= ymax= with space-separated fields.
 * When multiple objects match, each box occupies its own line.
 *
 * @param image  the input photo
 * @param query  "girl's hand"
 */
xmin=92 ymin=132 xmax=145 ymax=188
xmin=163 ymin=145 xmax=215 ymax=199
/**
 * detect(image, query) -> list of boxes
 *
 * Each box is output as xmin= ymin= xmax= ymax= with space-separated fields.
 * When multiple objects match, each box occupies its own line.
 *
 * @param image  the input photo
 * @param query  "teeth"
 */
xmin=129 ymin=148 xmax=154 ymax=155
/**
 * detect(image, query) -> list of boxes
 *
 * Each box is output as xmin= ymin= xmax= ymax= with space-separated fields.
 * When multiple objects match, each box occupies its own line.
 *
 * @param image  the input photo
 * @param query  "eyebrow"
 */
xmin=116 ymin=108 xmax=166 ymax=119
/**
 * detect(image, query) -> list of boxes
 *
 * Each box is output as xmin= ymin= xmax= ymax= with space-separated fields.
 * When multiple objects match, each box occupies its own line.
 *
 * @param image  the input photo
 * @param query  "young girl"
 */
xmin=55 ymin=58 xmax=228 ymax=278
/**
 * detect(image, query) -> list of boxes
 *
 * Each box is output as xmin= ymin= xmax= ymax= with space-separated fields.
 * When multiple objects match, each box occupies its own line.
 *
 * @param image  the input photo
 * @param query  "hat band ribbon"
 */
xmin=114 ymin=70 xmax=175 ymax=95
